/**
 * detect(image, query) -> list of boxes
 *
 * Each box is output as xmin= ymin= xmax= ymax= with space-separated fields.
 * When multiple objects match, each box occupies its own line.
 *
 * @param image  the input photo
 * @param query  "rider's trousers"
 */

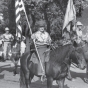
xmin=3 ymin=42 xmax=11 ymax=60
xmin=36 ymin=45 xmax=50 ymax=75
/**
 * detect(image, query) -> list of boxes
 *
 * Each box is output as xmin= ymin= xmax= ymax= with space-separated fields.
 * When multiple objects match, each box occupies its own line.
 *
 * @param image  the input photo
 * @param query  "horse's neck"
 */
xmin=50 ymin=45 xmax=71 ymax=62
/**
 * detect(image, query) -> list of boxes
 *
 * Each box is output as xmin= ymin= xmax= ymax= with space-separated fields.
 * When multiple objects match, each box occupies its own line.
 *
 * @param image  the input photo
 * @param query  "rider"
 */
xmin=74 ymin=21 xmax=83 ymax=44
xmin=1 ymin=27 xmax=14 ymax=61
xmin=31 ymin=20 xmax=52 ymax=81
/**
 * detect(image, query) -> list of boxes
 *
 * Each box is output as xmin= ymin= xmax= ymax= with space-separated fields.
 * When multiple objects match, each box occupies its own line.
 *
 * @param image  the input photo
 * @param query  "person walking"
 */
xmin=1 ymin=27 xmax=14 ymax=61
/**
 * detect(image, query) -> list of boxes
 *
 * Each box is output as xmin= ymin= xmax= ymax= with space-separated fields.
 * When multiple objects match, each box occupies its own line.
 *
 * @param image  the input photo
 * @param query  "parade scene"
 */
xmin=0 ymin=0 xmax=88 ymax=88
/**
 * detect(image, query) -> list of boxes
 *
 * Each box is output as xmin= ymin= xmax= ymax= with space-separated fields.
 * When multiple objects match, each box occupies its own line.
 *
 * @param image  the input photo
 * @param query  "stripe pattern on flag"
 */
xmin=15 ymin=0 xmax=24 ymax=38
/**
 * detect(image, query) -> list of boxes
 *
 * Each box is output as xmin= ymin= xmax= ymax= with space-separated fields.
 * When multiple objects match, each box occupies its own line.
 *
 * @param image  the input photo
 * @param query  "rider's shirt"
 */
xmin=21 ymin=41 xmax=26 ymax=48
xmin=1 ymin=33 xmax=14 ymax=42
xmin=20 ymin=41 xmax=26 ymax=56
xmin=76 ymin=28 xmax=83 ymax=43
xmin=76 ymin=29 xmax=82 ymax=38
xmin=31 ymin=31 xmax=51 ymax=46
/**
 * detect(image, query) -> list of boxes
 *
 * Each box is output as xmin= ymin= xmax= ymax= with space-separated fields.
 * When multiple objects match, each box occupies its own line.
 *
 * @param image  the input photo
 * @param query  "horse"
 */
xmin=67 ymin=41 xmax=88 ymax=83
xmin=20 ymin=44 xmax=86 ymax=88
xmin=66 ymin=41 xmax=86 ymax=80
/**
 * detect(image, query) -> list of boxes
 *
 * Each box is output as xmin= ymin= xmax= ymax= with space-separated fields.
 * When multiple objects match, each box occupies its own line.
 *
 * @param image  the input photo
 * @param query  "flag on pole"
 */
xmin=62 ymin=0 xmax=76 ymax=32
xmin=15 ymin=0 xmax=25 ymax=38
xmin=15 ymin=0 xmax=45 ymax=74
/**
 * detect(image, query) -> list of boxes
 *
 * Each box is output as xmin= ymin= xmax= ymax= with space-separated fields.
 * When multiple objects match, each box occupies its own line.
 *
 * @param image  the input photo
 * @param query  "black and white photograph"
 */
xmin=0 ymin=0 xmax=88 ymax=88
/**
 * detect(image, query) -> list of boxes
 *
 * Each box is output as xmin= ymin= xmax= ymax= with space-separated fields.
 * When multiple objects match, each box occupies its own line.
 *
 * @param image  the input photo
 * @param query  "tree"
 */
xmin=1 ymin=0 xmax=85 ymax=39
xmin=0 ymin=0 xmax=8 ymax=33
xmin=22 ymin=0 xmax=85 ymax=40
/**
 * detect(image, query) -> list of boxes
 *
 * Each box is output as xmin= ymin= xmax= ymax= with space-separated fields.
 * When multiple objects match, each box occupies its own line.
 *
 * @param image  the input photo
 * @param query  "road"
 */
xmin=0 ymin=60 xmax=88 ymax=88
xmin=30 ymin=64 xmax=88 ymax=88
xmin=0 ymin=61 xmax=20 ymax=88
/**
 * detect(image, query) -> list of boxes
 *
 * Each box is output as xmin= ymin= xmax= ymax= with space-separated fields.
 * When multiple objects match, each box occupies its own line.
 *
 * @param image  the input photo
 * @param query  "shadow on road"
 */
xmin=0 ymin=66 xmax=20 ymax=75
xmin=30 ymin=80 xmax=69 ymax=88
xmin=0 ymin=74 xmax=4 ymax=79
xmin=70 ymin=71 xmax=86 ymax=81
xmin=21 ymin=78 xmax=69 ymax=88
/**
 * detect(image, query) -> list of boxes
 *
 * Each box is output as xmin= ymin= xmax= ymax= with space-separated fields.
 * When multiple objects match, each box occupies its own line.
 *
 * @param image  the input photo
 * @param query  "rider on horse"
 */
xmin=31 ymin=20 xmax=52 ymax=81
xmin=1 ymin=27 xmax=14 ymax=61
xmin=75 ymin=21 xmax=83 ymax=44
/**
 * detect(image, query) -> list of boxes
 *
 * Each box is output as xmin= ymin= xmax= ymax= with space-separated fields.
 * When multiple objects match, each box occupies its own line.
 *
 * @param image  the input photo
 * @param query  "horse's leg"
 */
xmin=20 ymin=68 xmax=25 ymax=88
xmin=24 ymin=71 xmax=30 ymax=88
xmin=66 ymin=58 xmax=72 ymax=80
xmin=13 ymin=60 xmax=18 ymax=75
xmin=56 ymin=79 xmax=65 ymax=88
xmin=66 ymin=65 xmax=72 ymax=80
xmin=84 ymin=62 xmax=88 ymax=84
xmin=47 ymin=77 xmax=53 ymax=88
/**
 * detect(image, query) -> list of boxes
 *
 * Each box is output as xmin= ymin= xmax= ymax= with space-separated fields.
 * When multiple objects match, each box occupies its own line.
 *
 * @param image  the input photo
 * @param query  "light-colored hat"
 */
xmin=5 ymin=27 xmax=9 ymax=31
xmin=76 ymin=21 xmax=83 ymax=26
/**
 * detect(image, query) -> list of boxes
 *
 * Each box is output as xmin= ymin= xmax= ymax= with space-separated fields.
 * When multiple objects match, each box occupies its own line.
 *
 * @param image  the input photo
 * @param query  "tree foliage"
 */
xmin=0 ymin=0 xmax=86 ymax=39
xmin=22 ymin=0 xmax=85 ymax=40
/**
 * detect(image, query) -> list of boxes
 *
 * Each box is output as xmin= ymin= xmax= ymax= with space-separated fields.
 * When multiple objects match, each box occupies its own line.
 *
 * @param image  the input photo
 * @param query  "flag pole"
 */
xmin=21 ymin=0 xmax=45 ymax=73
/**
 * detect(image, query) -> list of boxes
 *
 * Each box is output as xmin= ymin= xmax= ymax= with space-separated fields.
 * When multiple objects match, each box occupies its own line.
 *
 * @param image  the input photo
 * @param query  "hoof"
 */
xmin=13 ymin=71 xmax=17 ymax=76
xmin=66 ymin=76 xmax=72 ymax=81
xmin=84 ymin=78 xmax=88 ymax=84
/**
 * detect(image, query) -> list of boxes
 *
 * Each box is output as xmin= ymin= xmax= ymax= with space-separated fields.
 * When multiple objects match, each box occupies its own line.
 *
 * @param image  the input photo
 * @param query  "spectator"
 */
xmin=1 ymin=27 xmax=14 ymax=61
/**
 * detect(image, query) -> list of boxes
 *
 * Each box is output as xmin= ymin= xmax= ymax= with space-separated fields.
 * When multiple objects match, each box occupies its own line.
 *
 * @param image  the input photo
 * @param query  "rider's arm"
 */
xmin=46 ymin=33 xmax=52 ymax=45
xmin=11 ymin=35 xmax=14 ymax=41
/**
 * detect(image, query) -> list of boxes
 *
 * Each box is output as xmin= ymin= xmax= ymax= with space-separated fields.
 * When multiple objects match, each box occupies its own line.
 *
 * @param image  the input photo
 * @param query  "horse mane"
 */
xmin=50 ymin=44 xmax=72 ymax=64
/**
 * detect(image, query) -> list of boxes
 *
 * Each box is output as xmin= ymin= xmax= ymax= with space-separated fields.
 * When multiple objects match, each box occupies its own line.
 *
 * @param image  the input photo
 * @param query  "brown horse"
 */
xmin=20 ymin=44 xmax=86 ymax=88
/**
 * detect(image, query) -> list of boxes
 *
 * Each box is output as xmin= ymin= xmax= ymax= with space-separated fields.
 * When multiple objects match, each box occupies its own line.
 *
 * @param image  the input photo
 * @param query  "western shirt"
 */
xmin=31 ymin=31 xmax=51 ymax=45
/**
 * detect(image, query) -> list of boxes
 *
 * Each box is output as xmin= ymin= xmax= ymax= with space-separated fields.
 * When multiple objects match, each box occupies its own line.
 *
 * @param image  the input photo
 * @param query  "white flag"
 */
xmin=62 ymin=0 xmax=76 ymax=32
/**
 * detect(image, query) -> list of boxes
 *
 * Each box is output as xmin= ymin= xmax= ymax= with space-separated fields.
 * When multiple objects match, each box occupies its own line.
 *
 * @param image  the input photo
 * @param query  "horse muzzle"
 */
xmin=78 ymin=64 xmax=86 ymax=70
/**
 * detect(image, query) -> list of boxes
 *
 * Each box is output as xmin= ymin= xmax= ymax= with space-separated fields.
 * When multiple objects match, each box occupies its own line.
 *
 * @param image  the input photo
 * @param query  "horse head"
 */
xmin=70 ymin=41 xmax=86 ymax=70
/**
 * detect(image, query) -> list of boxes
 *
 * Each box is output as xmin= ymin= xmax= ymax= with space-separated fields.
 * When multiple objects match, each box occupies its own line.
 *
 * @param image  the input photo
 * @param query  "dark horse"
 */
xmin=20 ymin=44 xmax=86 ymax=88
xmin=68 ymin=41 xmax=88 ymax=83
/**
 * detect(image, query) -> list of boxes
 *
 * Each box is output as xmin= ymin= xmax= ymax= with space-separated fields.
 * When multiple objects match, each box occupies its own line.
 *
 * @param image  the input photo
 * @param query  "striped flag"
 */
xmin=15 ymin=0 xmax=25 ymax=38
xmin=62 ymin=0 xmax=76 ymax=33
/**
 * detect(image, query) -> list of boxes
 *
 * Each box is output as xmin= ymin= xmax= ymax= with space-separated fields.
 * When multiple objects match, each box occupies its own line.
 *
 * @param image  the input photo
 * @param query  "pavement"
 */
xmin=0 ymin=60 xmax=88 ymax=88
xmin=0 ymin=61 xmax=20 ymax=88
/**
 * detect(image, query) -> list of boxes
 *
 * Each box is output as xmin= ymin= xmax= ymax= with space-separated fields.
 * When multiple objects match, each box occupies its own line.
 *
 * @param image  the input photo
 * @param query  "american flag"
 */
xmin=15 ymin=0 xmax=25 ymax=38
